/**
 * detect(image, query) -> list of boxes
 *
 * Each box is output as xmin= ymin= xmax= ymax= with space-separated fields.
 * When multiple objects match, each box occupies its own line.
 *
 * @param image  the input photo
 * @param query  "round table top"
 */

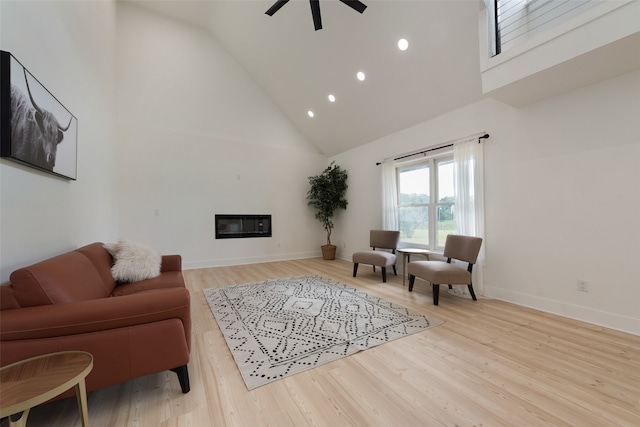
xmin=0 ymin=351 xmax=93 ymax=417
xmin=397 ymin=247 xmax=432 ymax=255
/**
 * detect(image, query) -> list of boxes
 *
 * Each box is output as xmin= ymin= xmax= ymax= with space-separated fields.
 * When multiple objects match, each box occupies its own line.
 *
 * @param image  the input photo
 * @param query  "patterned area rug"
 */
xmin=204 ymin=275 xmax=443 ymax=390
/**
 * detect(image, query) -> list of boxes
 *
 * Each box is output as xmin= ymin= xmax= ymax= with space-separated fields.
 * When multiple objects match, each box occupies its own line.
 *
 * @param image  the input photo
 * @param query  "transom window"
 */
xmin=397 ymin=154 xmax=455 ymax=251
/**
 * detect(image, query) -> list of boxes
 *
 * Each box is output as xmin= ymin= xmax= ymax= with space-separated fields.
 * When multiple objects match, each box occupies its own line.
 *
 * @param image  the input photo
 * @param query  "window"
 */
xmin=489 ymin=0 xmax=602 ymax=56
xmin=397 ymin=154 xmax=455 ymax=251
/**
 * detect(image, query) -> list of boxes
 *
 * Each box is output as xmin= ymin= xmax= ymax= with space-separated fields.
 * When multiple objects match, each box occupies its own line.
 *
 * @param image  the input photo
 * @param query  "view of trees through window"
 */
xmin=398 ymin=156 xmax=456 ymax=249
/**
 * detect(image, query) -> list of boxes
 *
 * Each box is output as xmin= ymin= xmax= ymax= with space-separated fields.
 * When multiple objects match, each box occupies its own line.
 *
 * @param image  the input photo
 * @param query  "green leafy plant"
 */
xmin=307 ymin=161 xmax=348 ymax=246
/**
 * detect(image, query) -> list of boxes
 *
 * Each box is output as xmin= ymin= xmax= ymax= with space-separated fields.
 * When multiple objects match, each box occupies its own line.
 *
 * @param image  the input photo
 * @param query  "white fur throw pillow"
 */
xmin=103 ymin=240 xmax=161 ymax=283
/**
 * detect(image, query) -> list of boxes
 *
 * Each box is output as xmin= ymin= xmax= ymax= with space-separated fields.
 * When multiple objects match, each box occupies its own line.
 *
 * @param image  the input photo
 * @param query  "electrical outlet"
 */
xmin=577 ymin=280 xmax=589 ymax=292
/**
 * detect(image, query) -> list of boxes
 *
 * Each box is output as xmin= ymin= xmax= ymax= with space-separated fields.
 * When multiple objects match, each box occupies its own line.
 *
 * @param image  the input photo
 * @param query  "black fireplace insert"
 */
xmin=215 ymin=214 xmax=272 ymax=239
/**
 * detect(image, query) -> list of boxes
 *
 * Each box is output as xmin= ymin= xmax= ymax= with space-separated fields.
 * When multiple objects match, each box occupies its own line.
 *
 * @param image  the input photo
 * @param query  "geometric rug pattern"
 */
xmin=204 ymin=275 xmax=443 ymax=389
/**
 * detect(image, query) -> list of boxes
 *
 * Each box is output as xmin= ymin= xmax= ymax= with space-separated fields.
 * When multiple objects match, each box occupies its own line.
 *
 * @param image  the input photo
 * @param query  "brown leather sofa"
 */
xmin=0 ymin=242 xmax=191 ymax=397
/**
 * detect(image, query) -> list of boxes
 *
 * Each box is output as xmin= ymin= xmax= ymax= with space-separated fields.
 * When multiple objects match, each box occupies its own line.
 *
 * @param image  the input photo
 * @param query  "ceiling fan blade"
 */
xmin=339 ymin=0 xmax=367 ymax=14
xmin=265 ymin=0 xmax=290 ymax=16
xmin=310 ymin=0 xmax=322 ymax=31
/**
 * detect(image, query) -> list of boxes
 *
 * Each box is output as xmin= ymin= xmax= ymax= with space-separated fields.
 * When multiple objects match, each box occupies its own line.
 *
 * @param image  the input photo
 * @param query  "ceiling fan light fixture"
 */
xmin=266 ymin=0 xmax=367 ymax=31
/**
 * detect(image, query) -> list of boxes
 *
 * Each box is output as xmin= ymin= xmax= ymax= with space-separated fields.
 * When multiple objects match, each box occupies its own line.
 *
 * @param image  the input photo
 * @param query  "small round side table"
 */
xmin=397 ymin=248 xmax=431 ymax=286
xmin=0 ymin=351 xmax=94 ymax=427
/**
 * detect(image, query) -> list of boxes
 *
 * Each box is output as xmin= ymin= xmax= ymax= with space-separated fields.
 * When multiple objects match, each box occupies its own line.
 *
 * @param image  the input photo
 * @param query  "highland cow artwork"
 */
xmin=1 ymin=51 xmax=77 ymax=180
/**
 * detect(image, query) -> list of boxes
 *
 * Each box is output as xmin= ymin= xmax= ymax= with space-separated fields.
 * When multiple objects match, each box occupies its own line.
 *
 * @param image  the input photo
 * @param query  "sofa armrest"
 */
xmin=0 ymin=287 xmax=190 ymax=342
xmin=161 ymin=255 xmax=182 ymax=272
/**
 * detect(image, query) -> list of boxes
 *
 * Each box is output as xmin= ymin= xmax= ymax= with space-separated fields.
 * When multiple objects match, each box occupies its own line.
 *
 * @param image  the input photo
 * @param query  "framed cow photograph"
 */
xmin=1 ymin=50 xmax=78 ymax=180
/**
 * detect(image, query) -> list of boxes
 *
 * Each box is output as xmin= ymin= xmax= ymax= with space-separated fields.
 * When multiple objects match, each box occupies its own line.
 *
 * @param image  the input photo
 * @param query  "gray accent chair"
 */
xmin=408 ymin=234 xmax=483 ymax=305
xmin=352 ymin=230 xmax=400 ymax=282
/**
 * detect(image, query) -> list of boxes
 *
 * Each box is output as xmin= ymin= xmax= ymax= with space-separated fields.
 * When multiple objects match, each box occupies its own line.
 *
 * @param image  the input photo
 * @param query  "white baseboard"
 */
xmin=484 ymin=286 xmax=640 ymax=336
xmin=183 ymin=251 xmax=321 ymax=270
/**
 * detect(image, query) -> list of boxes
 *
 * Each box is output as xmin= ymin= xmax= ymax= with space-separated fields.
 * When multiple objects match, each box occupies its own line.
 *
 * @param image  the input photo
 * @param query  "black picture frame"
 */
xmin=1 ymin=50 xmax=78 ymax=180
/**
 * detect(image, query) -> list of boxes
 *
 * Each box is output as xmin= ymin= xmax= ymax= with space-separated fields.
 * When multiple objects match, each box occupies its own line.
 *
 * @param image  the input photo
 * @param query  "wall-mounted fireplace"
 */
xmin=215 ymin=214 xmax=272 ymax=239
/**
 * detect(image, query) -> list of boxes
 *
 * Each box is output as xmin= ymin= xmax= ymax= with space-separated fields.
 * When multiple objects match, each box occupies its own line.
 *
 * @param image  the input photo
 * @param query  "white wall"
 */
xmin=2 ymin=1 xmax=636 ymax=336
xmin=331 ymin=70 xmax=640 ymax=335
xmin=0 ymin=1 xmax=120 ymax=282
xmin=116 ymin=3 xmax=327 ymax=268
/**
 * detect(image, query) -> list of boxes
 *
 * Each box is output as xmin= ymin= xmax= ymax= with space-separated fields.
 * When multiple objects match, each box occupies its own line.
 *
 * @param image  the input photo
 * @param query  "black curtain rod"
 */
xmin=376 ymin=133 xmax=489 ymax=165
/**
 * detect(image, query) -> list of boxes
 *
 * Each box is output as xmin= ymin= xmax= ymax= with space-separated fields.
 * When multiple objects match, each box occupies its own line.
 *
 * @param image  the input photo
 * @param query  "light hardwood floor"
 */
xmin=10 ymin=258 xmax=640 ymax=427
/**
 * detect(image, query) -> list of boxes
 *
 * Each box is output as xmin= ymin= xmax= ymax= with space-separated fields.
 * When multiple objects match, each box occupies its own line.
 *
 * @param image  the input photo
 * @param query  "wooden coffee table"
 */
xmin=397 ymin=248 xmax=431 ymax=286
xmin=0 ymin=351 xmax=93 ymax=427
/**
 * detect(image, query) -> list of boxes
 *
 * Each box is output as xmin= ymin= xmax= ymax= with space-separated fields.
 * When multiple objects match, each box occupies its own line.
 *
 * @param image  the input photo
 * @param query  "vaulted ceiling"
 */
xmin=127 ymin=0 xmax=485 ymax=156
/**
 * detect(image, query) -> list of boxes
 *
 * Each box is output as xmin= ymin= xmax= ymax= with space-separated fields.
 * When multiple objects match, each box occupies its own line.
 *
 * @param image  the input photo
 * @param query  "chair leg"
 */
xmin=432 ymin=284 xmax=440 ymax=305
xmin=468 ymin=284 xmax=477 ymax=301
xmin=353 ymin=263 xmax=359 ymax=277
xmin=171 ymin=365 xmax=190 ymax=393
xmin=448 ymin=285 xmax=452 ymax=289
xmin=408 ymin=275 xmax=415 ymax=291
xmin=392 ymin=265 xmax=397 ymax=276
xmin=373 ymin=266 xmax=376 ymax=272
xmin=381 ymin=267 xmax=387 ymax=282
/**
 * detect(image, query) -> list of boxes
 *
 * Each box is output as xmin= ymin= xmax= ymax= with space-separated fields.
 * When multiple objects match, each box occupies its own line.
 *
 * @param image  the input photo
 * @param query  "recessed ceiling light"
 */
xmin=307 ymin=110 xmax=315 ymax=118
xmin=356 ymin=71 xmax=366 ymax=81
xmin=328 ymin=94 xmax=336 ymax=103
xmin=398 ymin=38 xmax=409 ymax=51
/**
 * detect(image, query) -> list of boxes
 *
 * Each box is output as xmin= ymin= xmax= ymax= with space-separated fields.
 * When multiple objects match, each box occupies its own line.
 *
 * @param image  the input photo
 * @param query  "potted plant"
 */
xmin=307 ymin=161 xmax=348 ymax=260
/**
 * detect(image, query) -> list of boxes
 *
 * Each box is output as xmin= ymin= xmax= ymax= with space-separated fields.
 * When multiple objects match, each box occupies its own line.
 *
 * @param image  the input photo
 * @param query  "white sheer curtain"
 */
xmin=453 ymin=137 xmax=485 ymax=295
xmin=381 ymin=160 xmax=399 ymax=230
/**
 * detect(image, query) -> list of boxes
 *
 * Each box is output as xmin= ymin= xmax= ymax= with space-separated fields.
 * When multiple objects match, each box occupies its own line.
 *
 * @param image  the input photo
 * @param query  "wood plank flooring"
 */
xmin=9 ymin=258 xmax=640 ymax=427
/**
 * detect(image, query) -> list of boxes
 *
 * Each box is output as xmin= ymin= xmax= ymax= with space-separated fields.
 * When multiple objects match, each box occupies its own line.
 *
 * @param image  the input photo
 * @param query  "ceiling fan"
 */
xmin=266 ymin=0 xmax=367 ymax=31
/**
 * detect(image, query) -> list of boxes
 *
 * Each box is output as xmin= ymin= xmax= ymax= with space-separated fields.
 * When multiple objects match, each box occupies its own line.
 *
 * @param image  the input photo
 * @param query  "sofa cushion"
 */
xmin=0 ymin=285 xmax=20 ymax=311
xmin=103 ymin=241 xmax=161 ymax=283
xmin=75 ymin=242 xmax=117 ymax=290
xmin=10 ymin=251 xmax=113 ymax=307
xmin=112 ymin=271 xmax=186 ymax=297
